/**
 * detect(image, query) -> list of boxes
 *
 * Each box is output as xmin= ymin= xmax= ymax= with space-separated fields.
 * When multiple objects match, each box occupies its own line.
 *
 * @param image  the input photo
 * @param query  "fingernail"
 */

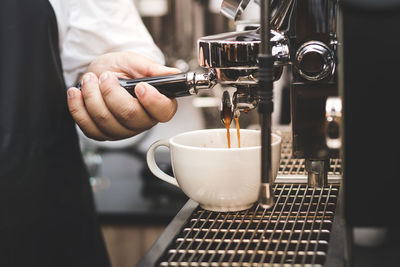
xmin=99 ymin=72 xmax=109 ymax=83
xmin=67 ymin=89 xmax=75 ymax=99
xmin=83 ymin=73 xmax=91 ymax=84
xmin=135 ymin=83 xmax=146 ymax=97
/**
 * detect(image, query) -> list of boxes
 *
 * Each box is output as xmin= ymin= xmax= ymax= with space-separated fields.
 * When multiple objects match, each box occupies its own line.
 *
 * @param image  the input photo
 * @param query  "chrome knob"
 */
xmin=295 ymin=41 xmax=335 ymax=81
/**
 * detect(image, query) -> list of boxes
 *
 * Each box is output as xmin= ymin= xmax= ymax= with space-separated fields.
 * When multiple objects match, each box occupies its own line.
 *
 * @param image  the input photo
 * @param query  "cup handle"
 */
xmin=146 ymin=139 xmax=179 ymax=187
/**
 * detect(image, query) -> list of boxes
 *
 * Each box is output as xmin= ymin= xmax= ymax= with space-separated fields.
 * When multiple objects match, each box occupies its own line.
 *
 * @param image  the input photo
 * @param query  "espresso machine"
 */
xmin=103 ymin=0 xmax=335 ymax=192
xmin=119 ymin=0 xmax=400 ymax=265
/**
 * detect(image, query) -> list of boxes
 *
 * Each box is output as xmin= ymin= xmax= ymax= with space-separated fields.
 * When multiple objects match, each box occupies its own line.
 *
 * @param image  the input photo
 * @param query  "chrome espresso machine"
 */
xmin=117 ymin=0 xmax=399 ymax=266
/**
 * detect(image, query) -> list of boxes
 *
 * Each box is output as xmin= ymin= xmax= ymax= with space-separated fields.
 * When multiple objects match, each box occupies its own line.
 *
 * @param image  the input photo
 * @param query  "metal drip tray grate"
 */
xmin=278 ymin=132 xmax=342 ymax=179
xmin=157 ymin=184 xmax=339 ymax=266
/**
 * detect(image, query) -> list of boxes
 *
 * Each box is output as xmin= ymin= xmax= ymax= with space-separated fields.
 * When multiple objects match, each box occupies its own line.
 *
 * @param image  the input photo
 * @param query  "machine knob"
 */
xmin=295 ymin=41 xmax=335 ymax=81
xmin=325 ymin=97 xmax=342 ymax=149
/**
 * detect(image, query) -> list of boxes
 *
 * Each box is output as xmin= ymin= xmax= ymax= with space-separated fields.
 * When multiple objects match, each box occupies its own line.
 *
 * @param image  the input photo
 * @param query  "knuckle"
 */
xmin=100 ymin=81 xmax=114 ymax=97
xmin=118 ymin=104 xmax=138 ymax=123
xmin=92 ymin=111 xmax=110 ymax=123
xmin=144 ymin=65 xmax=153 ymax=77
xmin=68 ymin=104 xmax=80 ymax=117
xmin=81 ymin=86 xmax=96 ymax=99
xmin=74 ymin=116 xmax=88 ymax=128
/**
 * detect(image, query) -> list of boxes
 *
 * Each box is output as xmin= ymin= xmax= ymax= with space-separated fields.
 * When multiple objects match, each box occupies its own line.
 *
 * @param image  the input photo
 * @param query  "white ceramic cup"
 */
xmin=146 ymin=129 xmax=282 ymax=212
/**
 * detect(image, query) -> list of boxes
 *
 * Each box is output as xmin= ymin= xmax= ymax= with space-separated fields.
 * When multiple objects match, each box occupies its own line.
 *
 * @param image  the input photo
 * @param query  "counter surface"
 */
xmin=91 ymin=149 xmax=188 ymax=224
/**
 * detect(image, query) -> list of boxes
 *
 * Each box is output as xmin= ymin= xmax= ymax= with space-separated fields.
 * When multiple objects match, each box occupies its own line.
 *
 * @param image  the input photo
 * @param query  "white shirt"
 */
xmin=49 ymin=0 xmax=165 ymax=87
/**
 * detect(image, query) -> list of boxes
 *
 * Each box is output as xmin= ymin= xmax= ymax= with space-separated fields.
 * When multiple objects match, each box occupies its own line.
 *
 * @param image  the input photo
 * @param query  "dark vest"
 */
xmin=0 ymin=1 xmax=110 ymax=266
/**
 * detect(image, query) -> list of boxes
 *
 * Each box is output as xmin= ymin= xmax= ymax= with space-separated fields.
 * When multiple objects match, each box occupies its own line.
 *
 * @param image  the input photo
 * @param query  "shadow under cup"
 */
xmin=146 ymin=129 xmax=282 ymax=212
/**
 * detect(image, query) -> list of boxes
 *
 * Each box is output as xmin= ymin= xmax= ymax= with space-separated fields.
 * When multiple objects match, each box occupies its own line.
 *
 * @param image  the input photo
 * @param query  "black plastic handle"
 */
xmin=76 ymin=73 xmax=191 ymax=98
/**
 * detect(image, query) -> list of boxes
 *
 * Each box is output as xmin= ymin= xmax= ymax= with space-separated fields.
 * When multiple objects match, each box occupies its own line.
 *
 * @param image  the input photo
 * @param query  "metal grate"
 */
xmin=157 ymin=184 xmax=339 ymax=266
xmin=278 ymin=132 xmax=342 ymax=178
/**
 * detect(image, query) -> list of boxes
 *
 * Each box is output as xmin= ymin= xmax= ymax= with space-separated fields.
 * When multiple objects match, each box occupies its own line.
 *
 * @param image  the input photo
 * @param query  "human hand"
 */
xmin=67 ymin=51 xmax=179 ymax=141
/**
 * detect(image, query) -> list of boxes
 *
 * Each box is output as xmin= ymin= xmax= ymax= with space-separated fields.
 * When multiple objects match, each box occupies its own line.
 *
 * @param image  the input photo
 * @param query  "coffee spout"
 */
xmin=220 ymin=90 xmax=233 ymax=127
xmin=232 ymin=85 xmax=259 ymax=115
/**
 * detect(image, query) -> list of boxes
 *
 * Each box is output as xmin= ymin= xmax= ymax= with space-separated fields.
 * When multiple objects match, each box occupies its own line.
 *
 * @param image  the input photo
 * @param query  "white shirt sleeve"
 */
xmin=49 ymin=0 xmax=165 ymax=87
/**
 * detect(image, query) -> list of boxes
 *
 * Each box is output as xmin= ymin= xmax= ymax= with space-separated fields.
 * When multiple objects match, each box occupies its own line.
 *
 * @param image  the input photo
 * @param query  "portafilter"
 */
xmin=75 ymin=29 xmax=289 ymax=113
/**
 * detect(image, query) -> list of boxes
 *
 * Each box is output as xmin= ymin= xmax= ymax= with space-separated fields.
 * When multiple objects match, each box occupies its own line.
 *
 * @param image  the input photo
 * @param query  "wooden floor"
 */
xmin=102 ymin=224 xmax=166 ymax=267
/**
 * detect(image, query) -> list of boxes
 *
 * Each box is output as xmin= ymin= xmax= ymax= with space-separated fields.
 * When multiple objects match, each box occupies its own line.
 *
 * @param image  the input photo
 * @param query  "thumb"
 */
xmin=122 ymin=51 xmax=181 ymax=77
xmin=148 ymin=65 xmax=182 ymax=77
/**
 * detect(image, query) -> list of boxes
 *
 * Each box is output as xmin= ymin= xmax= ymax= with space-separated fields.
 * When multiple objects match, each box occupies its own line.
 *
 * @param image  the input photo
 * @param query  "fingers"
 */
xmin=135 ymin=82 xmax=178 ymax=122
xmin=67 ymin=87 xmax=108 ymax=141
xmin=67 ymin=51 xmax=182 ymax=141
xmin=98 ymin=71 xmax=157 ymax=130
xmin=77 ymin=72 xmax=136 ymax=139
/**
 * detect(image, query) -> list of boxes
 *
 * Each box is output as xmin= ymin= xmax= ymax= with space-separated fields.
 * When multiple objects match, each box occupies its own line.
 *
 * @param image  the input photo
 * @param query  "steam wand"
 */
xmin=258 ymin=0 xmax=275 ymax=209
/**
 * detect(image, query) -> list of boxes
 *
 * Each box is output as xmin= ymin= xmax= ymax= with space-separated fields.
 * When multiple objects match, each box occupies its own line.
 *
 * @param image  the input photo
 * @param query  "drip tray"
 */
xmin=138 ymin=131 xmax=342 ymax=267
xmin=156 ymin=184 xmax=339 ymax=266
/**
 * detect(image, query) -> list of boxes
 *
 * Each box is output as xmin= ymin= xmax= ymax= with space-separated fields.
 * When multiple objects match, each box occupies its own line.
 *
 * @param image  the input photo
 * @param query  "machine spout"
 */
xmin=220 ymin=91 xmax=233 ymax=127
xmin=306 ymin=159 xmax=329 ymax=188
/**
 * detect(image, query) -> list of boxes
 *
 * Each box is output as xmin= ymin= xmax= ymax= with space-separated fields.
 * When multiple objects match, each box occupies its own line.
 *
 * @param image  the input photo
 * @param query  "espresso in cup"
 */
xmin=146 ymin=129 xmax=281 ymax=212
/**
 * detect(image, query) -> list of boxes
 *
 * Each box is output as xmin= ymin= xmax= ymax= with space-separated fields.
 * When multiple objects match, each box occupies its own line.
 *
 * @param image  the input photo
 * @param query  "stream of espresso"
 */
xmin=224 ymin=119 xmax=231 ymax=148
xmin=221 ymin=90 xmax=240 ymax=148
xmin=224 ymin=116 xmax=241 ymax=149
xmin=235 ymin=117 xmax=241 ymax=148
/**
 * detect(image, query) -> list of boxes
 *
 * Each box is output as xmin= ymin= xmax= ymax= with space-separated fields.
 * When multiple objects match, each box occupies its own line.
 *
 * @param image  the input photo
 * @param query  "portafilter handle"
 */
xmin=75 ymin=71 xmax=216 ymax=98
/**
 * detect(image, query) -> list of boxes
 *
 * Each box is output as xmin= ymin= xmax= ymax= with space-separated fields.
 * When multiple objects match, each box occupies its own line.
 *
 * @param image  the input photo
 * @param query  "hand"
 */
xmin=67 ymin=51 xmax=179 ymax=141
